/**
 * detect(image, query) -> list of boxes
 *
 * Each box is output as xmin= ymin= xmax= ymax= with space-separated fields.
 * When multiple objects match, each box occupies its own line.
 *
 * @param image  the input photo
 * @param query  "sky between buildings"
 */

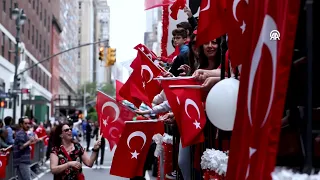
xmin=108 ymin=0 xmax=146 ymax=63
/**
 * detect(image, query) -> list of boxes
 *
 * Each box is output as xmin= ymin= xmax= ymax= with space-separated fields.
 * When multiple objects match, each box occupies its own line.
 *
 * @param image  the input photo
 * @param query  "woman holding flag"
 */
xmin=50 ymin=123 xmax=101 ymax=180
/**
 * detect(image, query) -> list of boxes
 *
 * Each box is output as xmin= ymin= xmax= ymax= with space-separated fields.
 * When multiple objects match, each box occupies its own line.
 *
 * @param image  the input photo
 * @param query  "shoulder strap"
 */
xmin=60 ymin=145 xmax=73 ymax=161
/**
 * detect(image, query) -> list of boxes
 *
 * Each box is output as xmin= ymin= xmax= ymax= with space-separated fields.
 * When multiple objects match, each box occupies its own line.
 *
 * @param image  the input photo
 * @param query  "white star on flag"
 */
xmin=130 ymin=150 xmax=139 ymax=159
xmin=193 ymin=120 xmax=201 ymax=129
xmin=240 ymin=21 xmax=246 ymax=34
xmin=103 ymin=117 xmax=109 ymax=127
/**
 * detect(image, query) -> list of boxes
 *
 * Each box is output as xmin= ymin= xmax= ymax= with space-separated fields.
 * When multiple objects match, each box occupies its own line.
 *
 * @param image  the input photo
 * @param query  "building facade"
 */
xmin=0 ymin=0 xmax=59 ymax=122
xmin=59 ymin=0 xmax=79 ymax=95
xmin=93 ymin=0 xmax=111 ymax=85
xmin=78 ymin=0 xmax=95 ymax=85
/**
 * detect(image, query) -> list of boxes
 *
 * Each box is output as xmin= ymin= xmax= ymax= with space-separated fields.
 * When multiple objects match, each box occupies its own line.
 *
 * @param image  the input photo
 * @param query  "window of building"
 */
xmin=37 ymin=67 xmax=41 ymax=83
xmin=22 ymin=24 xmax=25 ymax=33
xmin=36 ymin=0 xmax=39 ymax=14
xmin=48 ymin=76 xmax=50 ymax=90
xmin=1 ymin=33 xmax=5 ymax=57
xmin=48 ymin=16 xmax=50 ymax=32
xmin=32 ymin=0 xmax=35 ymax=9
xmin=47 ymin=45 xmax=49 ymax=57
xmin=31 ymin=61 xmax=34 ymax=79
xmin=8 ymin=40 xmax=11 ymax=62
xmin=2 ymin=0 xmax=6 ymax=12
xmin=44 ymin=10 xmax=47 ymax=26
xmin=32 ymin=25 xmax=34 ymax=44
xmin=43 ymin=40 xmax=46 ymax=56
xmin=39 ymin=35 xmax=42 ymax=53
xmin=9 ymin=0 xmax=12 ymax=19
xmin=35 ymin=30 xmax=38 ymax=49
xmin=79 ymin=2 xmax=81 ymax=9
xmin=40 ymin=2 xmax=42 ymax=20
xmin=42 ymin=72 xmax=45 ymax=88
xmin=28 ymin=19 xmax=30 ymax=40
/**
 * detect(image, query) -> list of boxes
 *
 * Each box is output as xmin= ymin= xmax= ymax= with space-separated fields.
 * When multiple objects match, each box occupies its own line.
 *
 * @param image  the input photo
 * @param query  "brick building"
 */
xmin=0 ymin=0 xmax=59 ymax=121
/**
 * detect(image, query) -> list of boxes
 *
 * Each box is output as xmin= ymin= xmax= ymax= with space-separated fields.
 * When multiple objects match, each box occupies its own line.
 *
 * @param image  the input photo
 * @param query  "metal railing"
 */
xmin=1 ymin=141 xmax=46 ymax=180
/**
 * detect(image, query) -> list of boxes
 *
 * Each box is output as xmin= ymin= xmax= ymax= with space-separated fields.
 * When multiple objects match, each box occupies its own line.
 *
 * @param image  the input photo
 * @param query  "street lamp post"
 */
xmin=12 ymin=4 xmax=27 ymax=121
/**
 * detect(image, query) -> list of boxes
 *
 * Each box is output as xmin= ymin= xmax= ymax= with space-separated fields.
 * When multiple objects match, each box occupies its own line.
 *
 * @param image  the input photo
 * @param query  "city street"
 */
xmin=37 ymin=139 xmax=156 ymax=180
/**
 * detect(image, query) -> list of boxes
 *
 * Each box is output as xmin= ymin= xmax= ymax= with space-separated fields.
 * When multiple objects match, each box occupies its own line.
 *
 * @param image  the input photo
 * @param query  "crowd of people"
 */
xmin=131 ymin=6 xmax=230 ymax=180
xmin=0 ymin=114 xmax=106 ymax=180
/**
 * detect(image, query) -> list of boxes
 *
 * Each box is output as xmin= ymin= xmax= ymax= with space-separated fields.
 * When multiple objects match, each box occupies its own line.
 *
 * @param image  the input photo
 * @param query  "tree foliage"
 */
xmin=79 ymin=82 xmax=115 ymax=122
xmin=78 ymin=82 xmax=115 ymax=102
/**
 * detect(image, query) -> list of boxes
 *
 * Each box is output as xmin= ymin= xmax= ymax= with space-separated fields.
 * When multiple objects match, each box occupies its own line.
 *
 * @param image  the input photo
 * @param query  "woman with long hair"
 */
xmin=177 ymin=37 xmax=224 ymax=180
xmin=50 ymin=123 xmax=101 ymax=180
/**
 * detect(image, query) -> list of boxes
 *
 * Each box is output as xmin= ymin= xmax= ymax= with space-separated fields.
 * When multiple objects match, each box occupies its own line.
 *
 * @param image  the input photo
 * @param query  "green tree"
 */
xmin=86 ymin=107 xmax=98 ymax=122
xmin=25 ymin=105 xmax=33 ymax=118
xmin=99 ymin=83 xmax=115 ymax=96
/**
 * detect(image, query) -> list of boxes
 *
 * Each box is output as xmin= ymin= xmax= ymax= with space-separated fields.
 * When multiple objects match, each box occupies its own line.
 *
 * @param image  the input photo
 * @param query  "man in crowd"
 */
xmin=4 ymin=116 xmax=14 ymax=145
xmin=13 ymin=117 xmax=37 ymax=180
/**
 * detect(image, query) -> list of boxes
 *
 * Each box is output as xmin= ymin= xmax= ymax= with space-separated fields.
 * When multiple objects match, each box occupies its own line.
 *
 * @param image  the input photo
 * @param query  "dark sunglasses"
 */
xmin=63 ymin=128 xmax=72 ymax=132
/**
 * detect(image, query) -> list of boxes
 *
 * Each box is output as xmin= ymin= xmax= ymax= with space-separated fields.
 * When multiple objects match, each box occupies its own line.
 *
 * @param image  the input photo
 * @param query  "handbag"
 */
xmin=60 ymin=145 xmax=85 ymax=180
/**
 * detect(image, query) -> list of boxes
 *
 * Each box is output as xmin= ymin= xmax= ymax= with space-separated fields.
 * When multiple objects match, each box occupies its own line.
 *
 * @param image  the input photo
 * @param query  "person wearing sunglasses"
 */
xmin=50 ymin=123 xmax=101 ymax=180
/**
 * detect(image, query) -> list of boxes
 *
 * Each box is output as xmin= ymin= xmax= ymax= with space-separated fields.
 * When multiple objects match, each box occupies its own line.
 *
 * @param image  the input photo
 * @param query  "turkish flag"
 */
xmin=226 ymin=0 xmax=300 ymax=179
xmin=145 ymin=0 xmax=175 ymax=10
xmin=96 ymin=91 xmax=136 ymax=150
xmin=133 ymin=44 xmax=157 ymax=61
xmin=30 ymin=144 xmax=35 ymax=159
xmin=119 ymin=75 xmax=143 ymax=108
xmin=0 ymin=154 xmax=8 ymax=178
xmin=130 ymin=50 xmax=162 ymax=106
xmin=196 ymin=0 xmax=227 ymax=46
xmin=226 ymin=0 xmax=251 ymax=67
xmin=116 ymin=80 xmax=124 ymax=102
xmin=170 ymin=0 xmax=186 ymax=20
xmin=162 ymin=77 xmax=205 ymax=147
xmin=110 ymin=120 xmax=164 ymax=178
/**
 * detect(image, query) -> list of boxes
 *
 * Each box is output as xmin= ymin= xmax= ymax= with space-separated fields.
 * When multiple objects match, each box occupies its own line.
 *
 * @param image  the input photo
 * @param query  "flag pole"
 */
xmin=154 ymin=76 xmax=195 ymax=80
xmin=169 ymin=85 xmax=202 ymax=89
xmin=125 ymin=119 xmax=164 ymax=123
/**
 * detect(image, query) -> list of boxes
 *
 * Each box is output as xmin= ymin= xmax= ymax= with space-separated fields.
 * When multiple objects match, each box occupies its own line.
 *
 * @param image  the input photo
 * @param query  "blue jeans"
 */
xmin=178 ymin=140 xmax=191 ymax=180
xmin=16 ymin=163 xmax=31 ymax=180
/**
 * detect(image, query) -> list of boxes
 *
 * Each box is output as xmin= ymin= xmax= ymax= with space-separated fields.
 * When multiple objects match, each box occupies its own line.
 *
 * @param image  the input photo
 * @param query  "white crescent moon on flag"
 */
xmin=127 ymin=131 xmax=147 ymax=150
xmin=232 ymin=0 xmax=249 ymax=22
xmin=232 ymin=0 xmax=241 ymax=22
xmin=176 ymin=96 xmax=180 ymax=105
xmin=141 ymin=65 xmax=154 ymax=83
xmin=247 ymin=15 xmax=277 ymax=128
xmin=201 ymin=0 xmax=210 ymax=12
xmin=184 ymin=99 xmax=201 ymax=120
xmin=101 ymin=101 xmax=120 ymax=124
xmin=109 ymin=127 xmax=119 ymax=139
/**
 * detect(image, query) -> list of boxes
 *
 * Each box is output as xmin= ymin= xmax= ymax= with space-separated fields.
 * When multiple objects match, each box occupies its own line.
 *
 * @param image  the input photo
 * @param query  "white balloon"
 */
xmin=206 ymin=78 xmax=240 ymax=131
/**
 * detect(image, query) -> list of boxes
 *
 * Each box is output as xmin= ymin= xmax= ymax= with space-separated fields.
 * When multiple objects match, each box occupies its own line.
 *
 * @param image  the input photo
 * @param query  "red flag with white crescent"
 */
xmin=161 ymin=77 xmax=205 ymax=147
xmin=0 ymin=154 xmax=8 ymax=178
xmin=110 ymin=120 xmax=164 ymax=178
xmin=226 ymin=0 xmax=300 ymax=179
xmin=96 ymin=91 xmax=136 ymax=150
xmin=196 ymin=0 xmax=227 ymax=46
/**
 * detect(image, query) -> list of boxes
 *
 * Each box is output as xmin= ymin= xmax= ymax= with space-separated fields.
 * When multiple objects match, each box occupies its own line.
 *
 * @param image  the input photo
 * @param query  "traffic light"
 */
xmin=106 ymin=48 xmax=116 ymax=66
xmin=0 ymin=100 xmax=7 ymax=108
xmin=16 ymin=74 xmax=21 ymax=89
xmin=98 ymin=47 xmax=104 ymax=61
